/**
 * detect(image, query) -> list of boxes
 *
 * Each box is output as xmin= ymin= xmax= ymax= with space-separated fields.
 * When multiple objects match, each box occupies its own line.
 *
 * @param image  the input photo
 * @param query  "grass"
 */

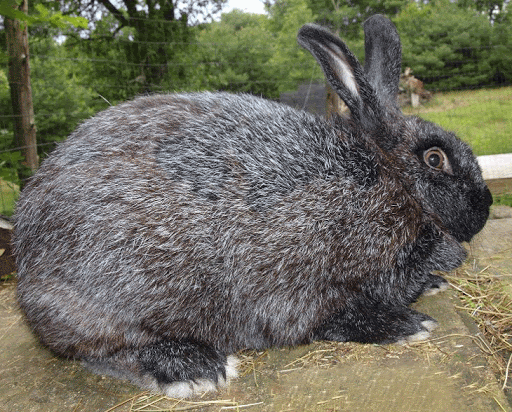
xmin=487 ymin=179 xmax=512 ymax=208
xmin=0 ymin=180 xmax=18 ymax=217
xmin=495 ymin=194 xmax=512 ymax=207
xmin=403 ymin=86 xmax=512 ymax=156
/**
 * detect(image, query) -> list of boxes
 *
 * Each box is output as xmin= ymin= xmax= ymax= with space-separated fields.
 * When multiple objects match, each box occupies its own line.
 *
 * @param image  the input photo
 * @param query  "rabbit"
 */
xmin=13 ymin=14 xmax=492 ymax=398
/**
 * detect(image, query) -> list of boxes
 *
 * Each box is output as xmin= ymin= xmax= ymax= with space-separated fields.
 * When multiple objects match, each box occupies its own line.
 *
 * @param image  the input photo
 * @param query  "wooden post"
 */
xmin=411 ymin=92 xmax=420 ymax=108
xmin=5 ymin=0 xmax=38 ymax=172
xmin=326 ymin=85 xmax=348 ymax=118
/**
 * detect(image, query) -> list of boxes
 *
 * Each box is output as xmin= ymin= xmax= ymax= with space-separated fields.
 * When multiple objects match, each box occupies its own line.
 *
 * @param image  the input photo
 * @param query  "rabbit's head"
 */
xmin=298 ymin=15 xmax=492 ymax=243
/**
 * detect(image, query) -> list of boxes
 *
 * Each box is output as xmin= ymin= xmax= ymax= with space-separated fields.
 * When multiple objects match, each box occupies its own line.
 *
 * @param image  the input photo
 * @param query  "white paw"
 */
xmin=397 ymin=320 xmax=437 ymax=344
xmin=405 ymin=330 xmax=431 ymax=343
xmin=420 ymin=319 xmax=438 ymax=332
xmin=405 ymin=320 xmax=437 ymax=343
xmin=156 ymin=355 xmax=239 ymax=399
xmin=225 ymin=354 xmax=239 ymax=380
xmin=160 ymin=379 xmax=218 ymax=398
xmin=423 ymin=281 xmax=449 ymax=296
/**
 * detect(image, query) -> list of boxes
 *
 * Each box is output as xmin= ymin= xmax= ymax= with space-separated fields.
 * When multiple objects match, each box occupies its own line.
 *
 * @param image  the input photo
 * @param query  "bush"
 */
xmin=395 ymin=0 xmax=497 ymax=90
xmin=29 ymin=37 xmax=98 ymax=149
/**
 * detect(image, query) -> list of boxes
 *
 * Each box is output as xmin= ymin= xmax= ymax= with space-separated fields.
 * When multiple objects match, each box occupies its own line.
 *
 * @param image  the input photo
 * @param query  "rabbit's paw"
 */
xmin=138 ymin=340 xmax=238 ymax=398
xmin=421 ymin=273 xmax=449 ymax=296
xmin=396 ymin=318 xmax=437 ymax=344
xmin=151 ymin=355 xmax=239 ymax=398
xmin=314 ymin=304 xmax=437 ymax=345
xmin=85 ymin=340 xmax=238 ymax=398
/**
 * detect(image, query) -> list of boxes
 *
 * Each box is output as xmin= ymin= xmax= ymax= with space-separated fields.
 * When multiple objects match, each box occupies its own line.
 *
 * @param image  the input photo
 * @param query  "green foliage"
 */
xmin=29 ymin=37 xmax=98 ymax=147
xmin=394 ymin=0 xmax=496 ymax=90
xmin=0 ymin=36 xmax=97 ymax=188
xmin=1 ymin=0 xmax=511 ymax=205
xmin=489 ymin=12 xmax=512 ymax=85
xmin=0 ymin=68 xmax=11 ymax=130
xmin=0 ymin=148 xmax=27 ymax=187
xmin=0 ymin=171 xmax=18 ymax=216
xmin=0 ymin=69 xmax=25 ymax=189
xmin=493 ymin=193 xmax=512 ymax=207
xmin=64 ymin=16 xmax=142 ymax=104
xmin=266 ymin=0 xmax=323 ymax=94
xmin=458 ymin=0 xmax=506 ymax=21
xmin=192 ymin=11 xmax=280 ymax=97
xmin=65 ymin=12 xmax=195 ymax=103
xmin=0 ymin=0 xmax=87 ymax=29
xmin=306 ymin=0 xmax=408 ymax=39
xmin=190 ymin=1 xmax=323 ymax=97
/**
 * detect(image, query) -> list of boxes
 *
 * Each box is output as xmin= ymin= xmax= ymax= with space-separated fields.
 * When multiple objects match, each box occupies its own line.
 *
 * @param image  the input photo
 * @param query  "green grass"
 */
xmin=403 ymin=86 xmax=512 ymax=156
xmin=0 ymin=180 xmax=19 ymax=216
xmin=494 ymin=193 xmax=512 ymax=207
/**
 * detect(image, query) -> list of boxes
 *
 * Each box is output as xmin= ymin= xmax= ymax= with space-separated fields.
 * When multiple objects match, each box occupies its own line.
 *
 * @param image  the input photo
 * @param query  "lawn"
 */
xmin=403 ymin=86 xmax=512 ymax=156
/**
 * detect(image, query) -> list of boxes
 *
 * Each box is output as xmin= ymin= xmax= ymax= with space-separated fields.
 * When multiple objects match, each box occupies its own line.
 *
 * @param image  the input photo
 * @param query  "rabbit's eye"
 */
xmin=423 ymin=147 xmax=452 ymax=174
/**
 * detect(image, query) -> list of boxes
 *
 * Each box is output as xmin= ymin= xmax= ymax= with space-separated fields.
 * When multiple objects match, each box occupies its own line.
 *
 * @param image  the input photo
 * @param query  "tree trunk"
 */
xmin=5 ymin=0 xmax=38 ymax=172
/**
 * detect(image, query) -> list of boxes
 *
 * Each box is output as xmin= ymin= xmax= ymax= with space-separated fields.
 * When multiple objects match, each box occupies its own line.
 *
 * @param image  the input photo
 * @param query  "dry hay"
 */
xmin=446 ymin=260 xmax=512 ymax=392
xmin=103 ymin=393 xmax=263 ymax=412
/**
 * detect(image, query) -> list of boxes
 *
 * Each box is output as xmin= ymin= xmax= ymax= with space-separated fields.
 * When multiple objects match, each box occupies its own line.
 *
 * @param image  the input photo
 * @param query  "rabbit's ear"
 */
xmin=297 ymin=24 xmax=379 ymax=127
xmin=363 ymin=15 xmax=402 ymax=109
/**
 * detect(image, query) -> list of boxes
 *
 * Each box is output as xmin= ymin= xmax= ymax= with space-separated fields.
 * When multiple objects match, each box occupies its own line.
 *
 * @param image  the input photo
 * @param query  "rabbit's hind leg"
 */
xmin=84 ymin=340 xmax=238 ymax=398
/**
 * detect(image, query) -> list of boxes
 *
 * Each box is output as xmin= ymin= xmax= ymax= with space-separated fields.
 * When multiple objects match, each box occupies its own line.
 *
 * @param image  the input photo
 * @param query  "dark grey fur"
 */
xmin=13 ymin=15 xmax=492 ymax=397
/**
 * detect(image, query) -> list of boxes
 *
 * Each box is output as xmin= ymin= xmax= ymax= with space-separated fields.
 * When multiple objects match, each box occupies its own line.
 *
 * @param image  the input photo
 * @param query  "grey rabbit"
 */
xmin=13 ymin=15 xmax=492 ymax=398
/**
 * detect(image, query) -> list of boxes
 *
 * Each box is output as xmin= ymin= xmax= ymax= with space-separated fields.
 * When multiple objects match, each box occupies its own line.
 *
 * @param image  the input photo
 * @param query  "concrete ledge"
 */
xmin=478 ymin=154 xmax=512 ymax=180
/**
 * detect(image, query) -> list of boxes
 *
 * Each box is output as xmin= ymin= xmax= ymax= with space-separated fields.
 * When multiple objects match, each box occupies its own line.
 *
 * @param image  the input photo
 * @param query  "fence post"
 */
xmin=5 ymin=0 xmax=39 ymax=173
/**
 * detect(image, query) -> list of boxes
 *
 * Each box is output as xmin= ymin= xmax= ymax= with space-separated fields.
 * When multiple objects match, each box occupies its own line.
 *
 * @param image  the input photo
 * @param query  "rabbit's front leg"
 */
xmin=313 ymin=298 xmax=437 ymax=344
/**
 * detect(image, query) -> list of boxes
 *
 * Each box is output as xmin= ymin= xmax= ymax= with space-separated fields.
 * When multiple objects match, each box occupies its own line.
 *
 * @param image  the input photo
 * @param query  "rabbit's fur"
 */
xmin=13 ymin=15 xmax=492 ymax=398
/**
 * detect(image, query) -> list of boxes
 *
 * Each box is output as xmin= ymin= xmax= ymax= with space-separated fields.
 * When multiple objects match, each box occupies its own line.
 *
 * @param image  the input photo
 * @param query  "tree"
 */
xmin=458 ymin=0 xmax=507 ymax=22
xmin=395 ymin=0 xmax=495 ymax=90
xmin=1 ymin=0 xmax=89 ymax=183
xmin=29 ymin=36 xmax=97 ymax=147
xmin=193 ymin=10 xmax=280 ymax=97
xmin=0 ymin=0 xmax=87 ymax=28
xmin=489 ymin=10 xmax=512 ymax=84
xmin=61 ymin=0 xmax=226 ymax=95
xmin=266 ymin=0 xmax=322 ymax=94
xmin=4 ymin=0 xmax=38 ymax=173
xmin=304 ymin=0 xmax=408 ymax=39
